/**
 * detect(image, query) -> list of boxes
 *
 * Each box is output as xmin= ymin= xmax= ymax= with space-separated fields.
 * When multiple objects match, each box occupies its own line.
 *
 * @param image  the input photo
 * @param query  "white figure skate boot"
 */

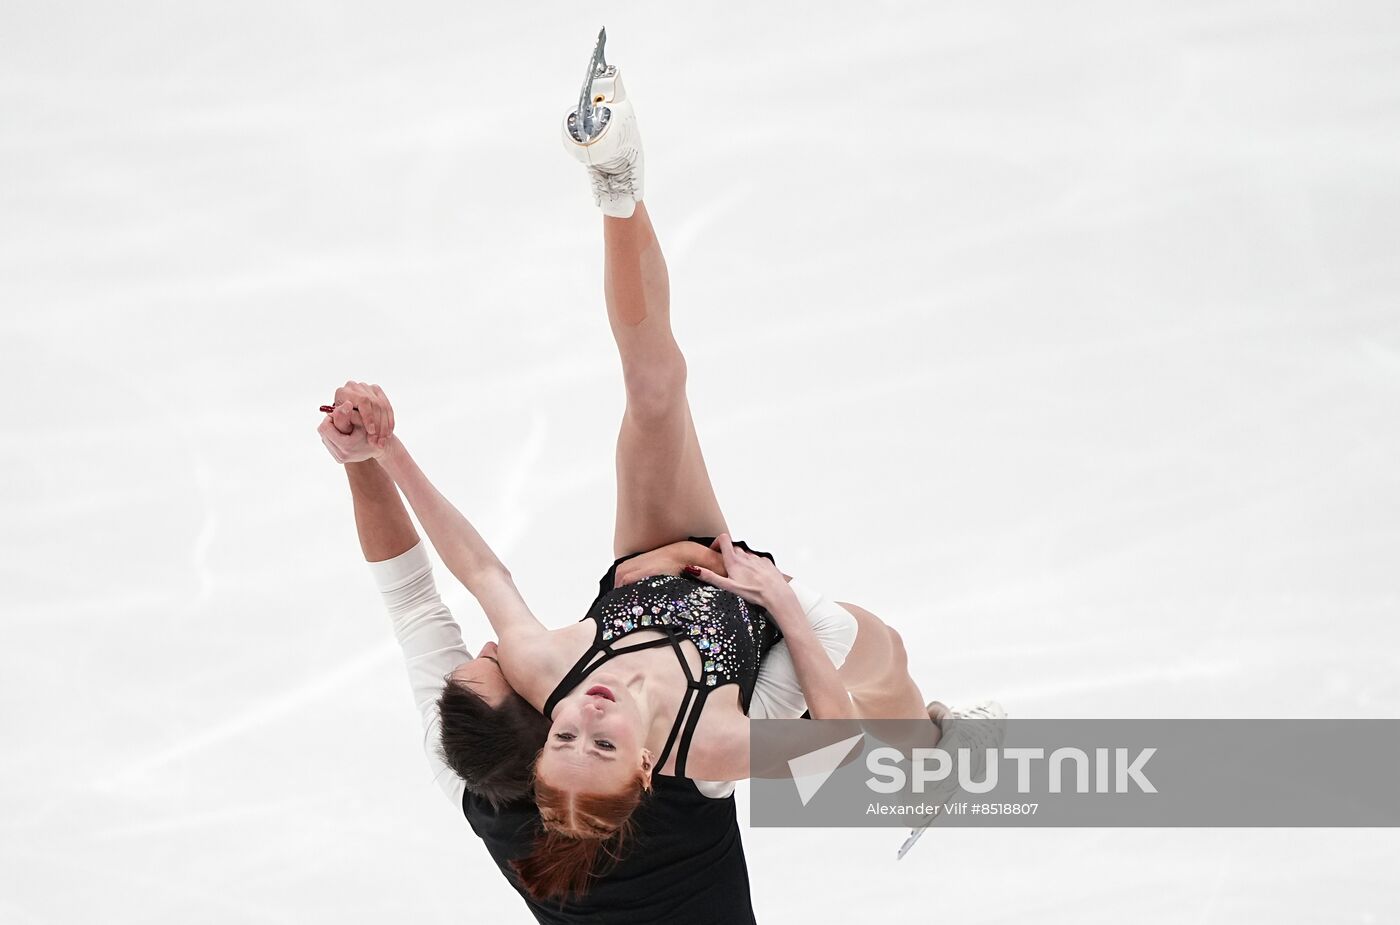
xmin=562 ymin=28 xmax=644 ymax=218
xmin=896 ymin=700 xmax=1008 ymax=860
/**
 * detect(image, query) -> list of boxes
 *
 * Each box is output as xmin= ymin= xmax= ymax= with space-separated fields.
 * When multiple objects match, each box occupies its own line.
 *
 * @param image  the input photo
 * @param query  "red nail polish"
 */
xmin=683 ymin=564 xmax=701 ymax=577
xmin=319 ymin=404 xmax=335 ymax=413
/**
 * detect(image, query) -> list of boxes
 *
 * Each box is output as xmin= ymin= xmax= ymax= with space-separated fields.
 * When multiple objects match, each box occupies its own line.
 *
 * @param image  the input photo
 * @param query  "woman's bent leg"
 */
xmin=835 ymin=602 xmax=945 ymax=748
xmin=835 ymin=603 xmax=929 ymax=720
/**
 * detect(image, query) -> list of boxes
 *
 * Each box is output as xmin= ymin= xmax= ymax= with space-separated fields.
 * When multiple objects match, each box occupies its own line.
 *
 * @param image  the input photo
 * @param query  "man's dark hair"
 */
xmin=437 ymin=679 xmax=550 ymax=807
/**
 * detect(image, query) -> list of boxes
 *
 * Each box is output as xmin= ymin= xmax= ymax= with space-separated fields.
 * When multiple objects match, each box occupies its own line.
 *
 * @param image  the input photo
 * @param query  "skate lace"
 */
xmin=589 ymin=158 xmax=637 ymax=199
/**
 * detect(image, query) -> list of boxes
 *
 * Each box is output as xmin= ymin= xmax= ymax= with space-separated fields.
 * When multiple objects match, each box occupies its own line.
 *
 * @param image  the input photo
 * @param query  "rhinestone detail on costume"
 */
xmin=587 ymin=573 xmax=780 ymax=703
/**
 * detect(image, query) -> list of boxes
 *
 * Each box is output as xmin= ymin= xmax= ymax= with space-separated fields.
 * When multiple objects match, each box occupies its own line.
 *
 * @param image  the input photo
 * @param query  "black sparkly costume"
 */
xmin=543 ymin=569 xmax=783 ymax=778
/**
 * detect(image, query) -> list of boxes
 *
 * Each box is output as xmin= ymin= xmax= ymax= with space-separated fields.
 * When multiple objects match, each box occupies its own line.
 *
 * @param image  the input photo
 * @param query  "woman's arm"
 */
xmin=760 ymin=593 xmax=858 ymax=721
xmin=683 ymin=536 xmax=861 ymax=781
xmin=687 ymin=609 xmax=860 ymax=781
xmin=690 ymin=535 xmax=857 ymax=722
xmin=688 ymin=599 xmax=861 ymax=782
xmin=373 ymin=436 xmax=548 ymax=641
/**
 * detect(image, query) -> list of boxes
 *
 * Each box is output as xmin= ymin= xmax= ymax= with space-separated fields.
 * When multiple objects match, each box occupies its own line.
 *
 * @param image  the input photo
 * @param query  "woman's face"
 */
xmin=537 ymin=674 xmax=649 ymax=792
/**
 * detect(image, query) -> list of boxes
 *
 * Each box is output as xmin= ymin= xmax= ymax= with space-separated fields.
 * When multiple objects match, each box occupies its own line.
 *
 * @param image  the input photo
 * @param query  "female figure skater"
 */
xmin=318 ymin=34 xmax=1002 ymax=904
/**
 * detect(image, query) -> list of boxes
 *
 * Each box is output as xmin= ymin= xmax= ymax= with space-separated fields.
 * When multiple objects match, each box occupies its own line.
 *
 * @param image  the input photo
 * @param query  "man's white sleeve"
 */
xmin=366 ymin=541 xmax=470 ymax=807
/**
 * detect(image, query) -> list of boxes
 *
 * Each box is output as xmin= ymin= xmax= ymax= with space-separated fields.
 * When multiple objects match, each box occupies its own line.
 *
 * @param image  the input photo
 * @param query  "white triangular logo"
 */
xmin=787 ymin=733 xmax=865 ymax=806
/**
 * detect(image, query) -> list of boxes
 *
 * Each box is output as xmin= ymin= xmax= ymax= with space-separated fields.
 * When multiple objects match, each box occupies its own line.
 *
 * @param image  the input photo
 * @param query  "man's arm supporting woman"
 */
xmin=344 ymin=458 xmax=472 ymax=806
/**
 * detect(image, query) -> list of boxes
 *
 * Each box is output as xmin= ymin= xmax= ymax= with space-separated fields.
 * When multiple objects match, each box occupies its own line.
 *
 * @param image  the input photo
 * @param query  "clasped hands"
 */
xmin=317 ymin=381 xmax=396 ymax=464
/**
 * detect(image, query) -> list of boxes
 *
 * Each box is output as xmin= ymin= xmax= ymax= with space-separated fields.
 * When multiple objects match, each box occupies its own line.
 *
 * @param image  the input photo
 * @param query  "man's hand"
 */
xmin=614 ymin=540 xmax=725 ymax=589
xmin=318 ymin=412 xmax=381 ymax=464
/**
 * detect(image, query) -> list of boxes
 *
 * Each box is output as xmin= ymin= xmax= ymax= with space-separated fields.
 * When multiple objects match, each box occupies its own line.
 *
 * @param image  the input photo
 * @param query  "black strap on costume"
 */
xmin=652 ymin=641 xmax=706 ymax=778
xmin=543 ymin=621 xmax=716 ymax=777
xmin=543 ymin=633 xmax=676 ymax=717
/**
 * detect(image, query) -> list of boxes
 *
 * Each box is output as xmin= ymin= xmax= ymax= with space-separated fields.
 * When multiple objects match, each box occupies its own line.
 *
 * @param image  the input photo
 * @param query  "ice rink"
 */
xmin=3 ymin=2 xmax=1398 ymax=921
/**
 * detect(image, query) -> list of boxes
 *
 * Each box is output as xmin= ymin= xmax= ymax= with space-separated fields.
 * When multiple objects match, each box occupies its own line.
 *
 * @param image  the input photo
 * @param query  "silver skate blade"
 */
xmin=896 ymin=825 xmax=929 ymax=860
xmin=575 ymin=27 xmax=609 ymax=141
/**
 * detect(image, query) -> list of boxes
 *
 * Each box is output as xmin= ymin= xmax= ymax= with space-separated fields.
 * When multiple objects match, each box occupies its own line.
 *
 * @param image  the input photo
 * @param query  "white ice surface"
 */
xmin=3 ymin=2 xmax=1399 ymax=922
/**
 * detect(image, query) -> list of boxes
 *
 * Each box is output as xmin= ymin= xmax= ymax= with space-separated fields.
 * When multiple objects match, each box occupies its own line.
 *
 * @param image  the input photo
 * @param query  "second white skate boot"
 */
xmin=896 ymin=700 xmax=1008 ymax=860
xmin=562 ymin=28 xmax=644 ymax=218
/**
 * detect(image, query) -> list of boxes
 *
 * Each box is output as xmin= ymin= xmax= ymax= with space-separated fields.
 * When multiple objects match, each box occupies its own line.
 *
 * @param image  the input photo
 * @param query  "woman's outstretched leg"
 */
xmin=602 ymin=204 xmax=728 ymax=557
xmin=562 ymin=54 xmax=728 ymax=557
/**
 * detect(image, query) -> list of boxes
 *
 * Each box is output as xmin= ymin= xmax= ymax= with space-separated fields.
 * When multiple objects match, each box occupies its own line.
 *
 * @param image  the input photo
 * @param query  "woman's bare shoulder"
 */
xmin=498 ymin=620 xmax=595 ymax=713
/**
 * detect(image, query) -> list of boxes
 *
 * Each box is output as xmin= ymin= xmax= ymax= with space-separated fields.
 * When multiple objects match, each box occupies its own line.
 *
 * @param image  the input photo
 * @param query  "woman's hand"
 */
xmin=685 ymin=534 xmax=800 ymax=618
